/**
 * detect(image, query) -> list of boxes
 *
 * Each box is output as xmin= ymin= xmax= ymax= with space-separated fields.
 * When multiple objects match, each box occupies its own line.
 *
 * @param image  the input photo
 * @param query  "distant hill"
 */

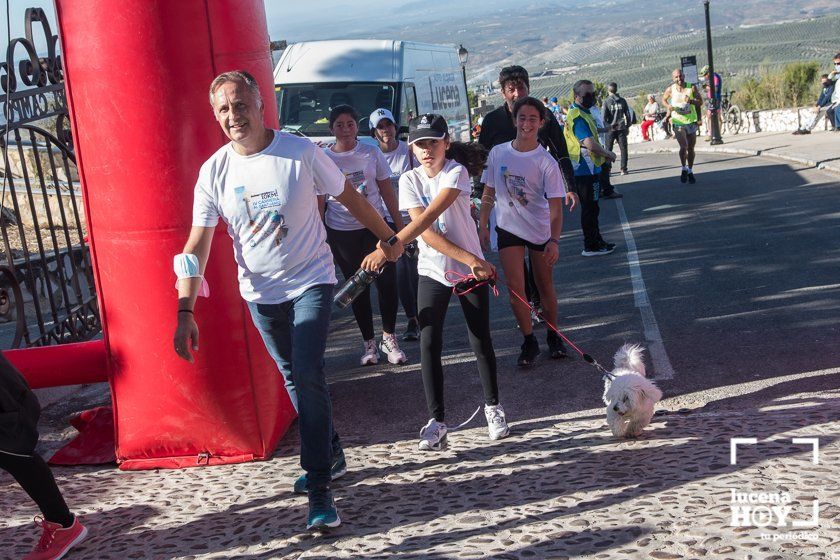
xmin=518 ymin=15 xmax=839 ymax=104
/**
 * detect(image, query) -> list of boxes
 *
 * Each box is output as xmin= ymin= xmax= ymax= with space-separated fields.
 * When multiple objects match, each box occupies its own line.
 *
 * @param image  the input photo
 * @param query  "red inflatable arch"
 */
xmin=48 ymin=0 xmax=295 ymax=470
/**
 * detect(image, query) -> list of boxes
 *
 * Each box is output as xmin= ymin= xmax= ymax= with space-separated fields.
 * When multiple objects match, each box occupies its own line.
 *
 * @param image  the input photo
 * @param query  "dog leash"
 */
xmin=444 ymin=270 xmax=614 ymax=382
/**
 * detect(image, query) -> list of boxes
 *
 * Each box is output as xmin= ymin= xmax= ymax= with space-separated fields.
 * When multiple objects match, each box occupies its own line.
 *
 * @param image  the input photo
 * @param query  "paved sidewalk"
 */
xmin=630 ymin=129 xmax=840 ymax=175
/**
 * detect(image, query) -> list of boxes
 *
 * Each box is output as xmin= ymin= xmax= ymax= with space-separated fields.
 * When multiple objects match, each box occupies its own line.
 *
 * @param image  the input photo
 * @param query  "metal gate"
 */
xmin=0 ymin=7 xmax=100 ymax=348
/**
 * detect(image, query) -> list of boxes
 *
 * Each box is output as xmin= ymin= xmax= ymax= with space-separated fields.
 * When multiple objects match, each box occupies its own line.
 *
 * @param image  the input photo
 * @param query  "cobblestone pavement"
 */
xmin=1 ymin=378 xmax=837 ymax=560
xmin=2 ymin=153 xmax=840 ymax=559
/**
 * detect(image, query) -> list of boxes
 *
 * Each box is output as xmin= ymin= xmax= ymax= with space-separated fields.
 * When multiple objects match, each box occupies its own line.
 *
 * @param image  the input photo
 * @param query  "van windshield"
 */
xmin=276 ymin=82 xmax=397 ymax=137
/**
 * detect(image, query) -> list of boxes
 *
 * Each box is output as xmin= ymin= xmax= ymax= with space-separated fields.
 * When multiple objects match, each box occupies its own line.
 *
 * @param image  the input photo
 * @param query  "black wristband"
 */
xmin=178 ymin=309 xmax=194 ymax=315
xmin=548 ymin=238 xmax=560 ymax=245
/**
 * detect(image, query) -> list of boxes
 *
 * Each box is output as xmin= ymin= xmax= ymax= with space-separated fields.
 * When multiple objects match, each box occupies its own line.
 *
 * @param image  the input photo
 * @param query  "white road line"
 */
xmin=615 ymin=198 xmax=676 ymax=380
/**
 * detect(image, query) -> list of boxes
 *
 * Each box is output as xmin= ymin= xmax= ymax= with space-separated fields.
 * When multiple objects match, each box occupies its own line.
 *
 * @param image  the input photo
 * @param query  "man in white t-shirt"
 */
xmin=172 ymin=71 xmax=403 ymax=531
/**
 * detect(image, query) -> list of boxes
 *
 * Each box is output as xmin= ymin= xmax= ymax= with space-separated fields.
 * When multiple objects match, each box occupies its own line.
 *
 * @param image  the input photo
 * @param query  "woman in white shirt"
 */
xmin=322 ymin=105 xmax=407 ymax=366
xmin=369 ymin=108 xmax=420 ymax=342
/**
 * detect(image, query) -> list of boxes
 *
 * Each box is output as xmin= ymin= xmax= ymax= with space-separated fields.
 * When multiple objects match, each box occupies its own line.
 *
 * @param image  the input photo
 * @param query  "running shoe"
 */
xmin=687 ymin=172 xmax=696 ymax=184
xmin=484 ymin=404 xmax=510 ymax=440
xmin=402 ymin=319 xmax=419 ymax=341
xmin=360 ymin=339 xmax=379 ymax=366
xmin=24 ymin=516 xmax=88 ymax=560
xmin=581 ymin=244 xmax=615 ymax=257
xmin=306 ymin=487 xmax=341 ymax=530
xmin=418 ymin=419 xmax=448 ymax=451
xmin=293 ymin=448 xmax=347 ymax=494
xmin=380 ymin=333 xmax=407 ymax=364
xmin=547 ymin=331 xmax=568 ymax=359
xmin=680 ymin=168 xmax=689 ymax=183
xmin=517 ymin=336 xmax=540 ymax=367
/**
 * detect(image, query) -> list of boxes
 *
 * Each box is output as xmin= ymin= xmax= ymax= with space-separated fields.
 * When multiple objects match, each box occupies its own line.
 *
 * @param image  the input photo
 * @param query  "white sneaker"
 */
xmin=418 ymin=419 xmax=448 ymax=451
xmin=360 ymin=339 xmax=379 ymax=366
xmin=379 ymin=333 xmax=407 ymax=364
xmin=484 ymin=404 xmax=510 ymax=440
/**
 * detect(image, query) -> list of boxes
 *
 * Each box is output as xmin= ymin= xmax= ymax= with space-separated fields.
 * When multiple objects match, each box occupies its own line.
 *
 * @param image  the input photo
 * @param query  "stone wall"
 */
xmin=628 ymin=106 xmax=833 ymax=144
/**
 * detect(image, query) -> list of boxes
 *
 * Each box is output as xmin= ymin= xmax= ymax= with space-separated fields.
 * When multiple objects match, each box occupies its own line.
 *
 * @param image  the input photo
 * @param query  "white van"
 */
xmin=273 ymin=40 xmax=470 ymax=144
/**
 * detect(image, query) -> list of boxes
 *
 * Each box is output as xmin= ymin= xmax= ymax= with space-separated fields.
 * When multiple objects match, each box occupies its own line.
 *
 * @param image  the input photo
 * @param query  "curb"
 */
xmin=629 ymin=146 xmax=840 ymax=177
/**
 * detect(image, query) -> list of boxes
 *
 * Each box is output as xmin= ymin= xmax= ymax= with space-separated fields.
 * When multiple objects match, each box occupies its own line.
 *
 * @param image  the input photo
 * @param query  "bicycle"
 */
xmin=719 ymin=91 xmax=743 ymax=135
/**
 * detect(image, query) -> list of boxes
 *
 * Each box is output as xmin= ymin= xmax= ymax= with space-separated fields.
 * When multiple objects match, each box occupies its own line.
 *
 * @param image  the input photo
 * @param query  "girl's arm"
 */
xmin=395 ymin=187 xmax=461 ymax=245
xmin=377 ymin=178 xmax=404 ymax=230
xmin=478 ymin=186 xmax=495 ymax=250
xmin=543 ymin=197 xmax=563 ymax=266
xmin=408 ymin=207 xmax=495 ymax=280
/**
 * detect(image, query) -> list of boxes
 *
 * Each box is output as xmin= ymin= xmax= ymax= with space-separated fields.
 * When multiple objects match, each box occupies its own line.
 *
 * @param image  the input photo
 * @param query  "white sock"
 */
xmin=682 ymin=165 xmax=689 ymax=171
xmin=687 ymin=167 xmax=693 ymax=174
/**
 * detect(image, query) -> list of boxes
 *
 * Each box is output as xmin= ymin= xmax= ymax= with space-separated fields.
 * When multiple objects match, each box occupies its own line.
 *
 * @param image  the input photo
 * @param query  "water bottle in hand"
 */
xmin=334 ymin=268 xmax=380 ymax=309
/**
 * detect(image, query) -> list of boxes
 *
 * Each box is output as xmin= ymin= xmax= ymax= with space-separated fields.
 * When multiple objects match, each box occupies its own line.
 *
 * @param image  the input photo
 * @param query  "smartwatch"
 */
xmin=386 ymin=234 xmax=399 ymax=246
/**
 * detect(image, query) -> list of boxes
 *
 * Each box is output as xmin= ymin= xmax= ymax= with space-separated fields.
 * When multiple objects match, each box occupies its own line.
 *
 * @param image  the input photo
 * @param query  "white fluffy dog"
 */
xmin=602 ymin=344 xmax=662 ymax=438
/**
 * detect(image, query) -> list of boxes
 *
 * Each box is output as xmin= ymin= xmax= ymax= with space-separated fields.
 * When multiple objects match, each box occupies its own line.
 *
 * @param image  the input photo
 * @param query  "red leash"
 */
xmin=444 ymin=269 xmax=613 ymax=379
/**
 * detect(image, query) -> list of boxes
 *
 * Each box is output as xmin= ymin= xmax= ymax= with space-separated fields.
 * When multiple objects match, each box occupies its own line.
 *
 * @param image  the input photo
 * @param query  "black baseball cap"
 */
xmin=408 ymin=113 xmax=448 ymax=144
xmin=499 ymin=65 xmax=530 ymax=88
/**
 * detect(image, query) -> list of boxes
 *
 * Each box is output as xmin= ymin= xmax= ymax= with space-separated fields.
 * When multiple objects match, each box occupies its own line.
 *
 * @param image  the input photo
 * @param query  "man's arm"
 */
xmin=334 ymin=179 xmax=403 ymax=260
xmin=174 ymin=226 xmax=215 ymax=362
xmin=662 ymin=85 xmax=673 ymax=109
xmin=582 ymin=136 xmax=616 ymax=162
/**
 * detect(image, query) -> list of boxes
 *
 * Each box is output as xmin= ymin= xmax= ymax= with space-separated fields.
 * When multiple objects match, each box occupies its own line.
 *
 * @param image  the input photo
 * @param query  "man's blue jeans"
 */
xmin=247 ymin=284 xmax=339 ymax=488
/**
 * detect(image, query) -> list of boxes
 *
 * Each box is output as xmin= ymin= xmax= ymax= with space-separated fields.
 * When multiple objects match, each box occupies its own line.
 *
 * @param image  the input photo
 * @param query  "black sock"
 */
xmin=524 ymin=333 xmax=537 ymax=343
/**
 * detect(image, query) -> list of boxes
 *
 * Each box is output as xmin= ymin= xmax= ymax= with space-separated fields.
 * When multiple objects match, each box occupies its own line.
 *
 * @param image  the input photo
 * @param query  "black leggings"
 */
xmin=326 ymin=226 xmax=398 ymax=340
xmin=0 ymin=451 xmax=73 ymax=527
xmin=417 ymin=275 xmax=498 ymax=422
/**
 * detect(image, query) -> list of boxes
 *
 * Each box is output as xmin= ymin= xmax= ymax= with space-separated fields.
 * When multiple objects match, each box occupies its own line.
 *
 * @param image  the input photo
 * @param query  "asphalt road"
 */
xmin=324 ymin=152 xmax=840 ymax=441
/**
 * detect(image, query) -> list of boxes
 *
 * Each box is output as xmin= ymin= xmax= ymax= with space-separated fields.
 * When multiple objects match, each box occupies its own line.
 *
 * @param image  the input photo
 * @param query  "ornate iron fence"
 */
xmin=0 ymin=7 xmax=100 ymax=348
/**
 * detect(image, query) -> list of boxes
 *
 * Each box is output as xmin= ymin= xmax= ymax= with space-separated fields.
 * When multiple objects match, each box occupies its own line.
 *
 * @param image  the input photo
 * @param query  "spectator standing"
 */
xmin=549 ymin=97 xmax=565 ymax=124
xmin=641 ymin=94 xmax=659 ymax=141
xmin=700 ymin=65 xmax=722 ymax=141
xmin=601 ymin=82 xmax=633 ymax=176
xmin=591 ymin=102 xmax=621 ymax=199
xmin=564 ymin=79 xmax=618 ymax=257
xmin=827 ymin=52 xmax=840 ymax=130
xmin=793 ymin=75 xmax=836 ymax=134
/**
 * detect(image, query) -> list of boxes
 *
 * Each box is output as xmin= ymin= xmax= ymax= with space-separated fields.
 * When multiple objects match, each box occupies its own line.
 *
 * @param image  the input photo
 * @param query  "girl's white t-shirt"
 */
xmin=192 ymin=130 xmax=345 ymax=303
xmin=399 ymin=159 xmax=484 ymax=286
xmin=481 ymin=141 xmax=567 ymax=245
xmin=382 ymin=140 xmax=415 ymax=221
xmin=323 ymin=141 xmax=391 ymax=230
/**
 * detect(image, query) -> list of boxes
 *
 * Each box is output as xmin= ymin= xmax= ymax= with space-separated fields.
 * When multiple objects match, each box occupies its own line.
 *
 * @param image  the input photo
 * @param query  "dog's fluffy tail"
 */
xmin=613 ymin=343 xmax=646 ymax=376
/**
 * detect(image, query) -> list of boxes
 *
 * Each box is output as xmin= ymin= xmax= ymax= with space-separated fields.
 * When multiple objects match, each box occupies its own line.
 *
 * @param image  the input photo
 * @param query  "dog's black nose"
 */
xmin=613 ymin=405 xmax=619 ymax=411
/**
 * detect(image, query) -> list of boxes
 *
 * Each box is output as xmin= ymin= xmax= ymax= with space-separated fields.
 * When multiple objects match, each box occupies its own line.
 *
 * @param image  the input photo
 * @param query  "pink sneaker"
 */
xmin=24 ymin=516 xmax=88 ymax=560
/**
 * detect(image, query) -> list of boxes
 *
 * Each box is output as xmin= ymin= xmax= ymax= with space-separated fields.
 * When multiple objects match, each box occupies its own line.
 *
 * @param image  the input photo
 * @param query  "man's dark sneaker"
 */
xmin=687 ymin=172 xmax=696 ymax=184
xmin=307 ymin=486 xmax=341 ymax=530
xmin=581 ymin=244 xmax=615 ymax=257
xmin=602 ymin=191 xmax=623 ymax=199
xmin=517 ymin=336 xmax=540 ymax=367
xmin=680 ymin=168 xmax=688 ymax=183
xmin=402 ymin=318 xmax=419 ymax=341
xmin=599 ymin=240 xmax=616 ymax=251
xmin=294 ymin=448 xmax=347 ymax=494
xmin=792 ymin=129 xmax=810 ymax=135
xmin=547 ymin=331 xmax=568 ymax=359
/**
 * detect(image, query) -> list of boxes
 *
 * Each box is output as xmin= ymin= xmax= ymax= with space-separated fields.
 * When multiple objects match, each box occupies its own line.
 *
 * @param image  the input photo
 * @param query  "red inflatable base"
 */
xmin=49 ymin=406 xmax=116 ymax=466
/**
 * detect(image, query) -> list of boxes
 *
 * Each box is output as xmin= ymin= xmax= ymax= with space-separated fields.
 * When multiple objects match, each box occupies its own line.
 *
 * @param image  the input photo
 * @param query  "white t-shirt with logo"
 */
xmin=481 ymin=141 xmax=566 ymax=245
xmin=192 ymin=130 xmax=345 ymax=304
xmin=399 ymin=159 xmax=483 ymax=286
xmin=382 ymin=141 xmax=415 ymax=221
xmin=323 ymin=141 xmax=391 ymax=230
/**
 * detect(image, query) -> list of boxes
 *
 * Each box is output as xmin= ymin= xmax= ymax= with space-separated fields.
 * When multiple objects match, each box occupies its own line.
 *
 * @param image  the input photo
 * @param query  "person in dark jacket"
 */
xmin=1 ymin=351 xmax=87 ymax=559
xmin=601 ymin=82 xmax=633 ymax=179
xmin=478 ymin=66 xmax=577 ymax=333
xmin=793 ymin=74 xmax=836 ymax=134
